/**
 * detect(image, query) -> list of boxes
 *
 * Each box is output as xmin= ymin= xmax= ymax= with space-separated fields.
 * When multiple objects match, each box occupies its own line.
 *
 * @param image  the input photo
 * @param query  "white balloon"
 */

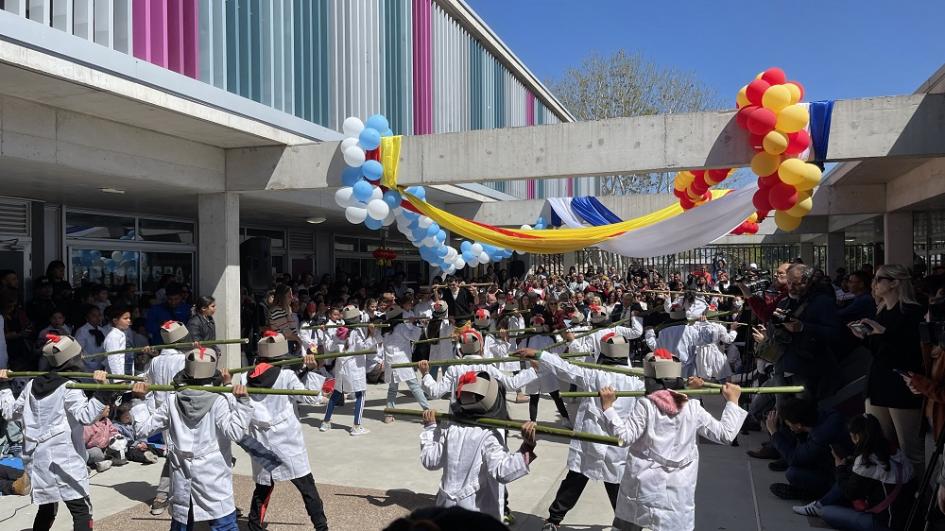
xmin=341 ymin=137 xmax=359 ymax=152
xmin=445 ymin=266 xmax=456 ymax=275
xmin=335 ymin=187 xmax=356 ymax=207
xmin=479 ymin=251 xmax=490 ymax=264
xmin=345 ymin=206 xmax=367 ymax=224
xmin=343 ymin=145 xmax=366 ymax=167
xmin=520 ymin=224 xmax=532 ymax=231
xmin=342 ymin=116 xmax=364 ymax=138
xmin=383 ymin=210 xmax=396 ymax=226
xmin=446 ymin=247 xmax=457 ymax=259
xmin=468 ymin=257 xmax=479 ymax=268
xmin=470 ymin=243 xmax=484 ymax=255
xmin=418 ymin=216 xmax=432 ymax=229
xmin=453 ymin=257 xmax=465 ymax=269
xmin=422 ymin=236 xmax=437 ymax=247
xmin=366 ymin=199 xmax=390 ymax=220
xmin=370 ymin=186 xmax=384 ymax=201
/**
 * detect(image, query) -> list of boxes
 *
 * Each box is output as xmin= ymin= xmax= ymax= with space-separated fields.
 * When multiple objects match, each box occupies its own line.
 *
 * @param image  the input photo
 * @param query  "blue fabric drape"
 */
xmin=550 ymin=208 xmax=563 ymax=228
xmin=572 ymin=196 xmax=622 ymax=226
xmin=808 ymin=100 xmax=834 ymax=165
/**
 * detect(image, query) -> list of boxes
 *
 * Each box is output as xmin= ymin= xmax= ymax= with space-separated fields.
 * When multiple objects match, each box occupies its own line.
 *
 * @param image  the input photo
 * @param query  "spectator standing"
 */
xmin=145 ymin=284 xmax=189 ymax=345
xmin=186 ymin=295 xmax=217 ymax=344
xmin=269 ymin=284 xmax=302 ymax=355
xmin=836 ymin=271 xmax=876 ymax=324
xmin=2 ymin=291 xmax=36 ymax=371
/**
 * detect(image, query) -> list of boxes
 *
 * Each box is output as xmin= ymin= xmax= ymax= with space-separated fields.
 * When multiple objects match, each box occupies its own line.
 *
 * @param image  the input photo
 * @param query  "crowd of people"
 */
xmin=2 ymin=256 xmax=945 ymax=530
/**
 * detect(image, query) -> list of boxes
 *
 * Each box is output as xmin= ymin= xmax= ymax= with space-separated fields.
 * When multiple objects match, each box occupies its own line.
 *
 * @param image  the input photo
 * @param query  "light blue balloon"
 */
xmin=365 ymin=114 xmax=390 ymax=133
xmin=460 ymin=241 xmax=472 ymax=252
xmin=426 ymin=223 xmax=439 ymax=238
xmin=352 ymin=180 xmax=374 ymax=202
xmin=364 ymin=217 xmax=383 ymax=230
xmin=358 ymin=127 xmax=381 ymax=151
xmin=436 ymin=246 xmax=449 ymax=257
xmin=341 ymin=166 xmax=362 ymax=187
xmin=382 ymin=128 xmax=394 ymax=137
xmin=123 ymin=251 xmax=136 ymax=262
xmin=537 ymin=216 xmax=546 ymax=226
xmin=406 ymin=186 xmax=426 ymax=200
xmin=435 ymin=230 xmax=446 ymax=243
xmin=412 ymin=228 xmax=426 ymax=241
xmin=362 ymin=160 xmax=383 ymax=181
xmin=462 ymin=251 xmax=475 ymax=262
xmin=403 ymin=210 xmax=419 ymax=220
xmin=382 ymin=190 xmax=401 ymax=209
xmin=89 ymin=250 xmax=102 ymax=260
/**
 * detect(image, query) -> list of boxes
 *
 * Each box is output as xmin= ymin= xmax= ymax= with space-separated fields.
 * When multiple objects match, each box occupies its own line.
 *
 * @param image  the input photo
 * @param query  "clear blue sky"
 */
xmin=468 ymin=0 xmax=945 ymax=104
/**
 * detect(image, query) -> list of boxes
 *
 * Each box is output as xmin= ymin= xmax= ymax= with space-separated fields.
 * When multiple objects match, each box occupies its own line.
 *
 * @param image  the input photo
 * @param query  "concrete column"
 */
xmin=826 ymin=232 xmax=846 ymax=276
xmin=799 ymin=242 xmax=815 ymax=267
xmin=884 ymin=212 xmax=914 ymax=266
xmin=198 ymin=193 xmax=241 ymax=367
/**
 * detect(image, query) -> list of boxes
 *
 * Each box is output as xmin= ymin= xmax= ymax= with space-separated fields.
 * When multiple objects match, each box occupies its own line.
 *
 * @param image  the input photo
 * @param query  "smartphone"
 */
xmin=849 ymin=322 xmax=872 ymax=336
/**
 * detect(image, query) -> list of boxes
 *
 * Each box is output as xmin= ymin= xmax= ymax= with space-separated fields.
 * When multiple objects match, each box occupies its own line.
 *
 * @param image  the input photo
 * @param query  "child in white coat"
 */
xmin=0 ymin=335 xmax=112 ymax=531
xmin=381 ymin=306 xmax=430 ymax=423
xmin=521 ymin=314 xmax=571 ymax=426
xmin=599 ymin=349 xmax=747 ymax=531
xmin=419 ymin=371 xmax=538 ymax=521
xmin=130 ymin=348 xmax=254 ymax=531
xmin=425 ymin=301 xmax=455 ymax=380
xmin=238 ymin=333 xmax=329 ymax=531
xmin=320 ymin=304 xmax=376 ymax=436
xmin=104 ymin=305 xmax=135 ymax=376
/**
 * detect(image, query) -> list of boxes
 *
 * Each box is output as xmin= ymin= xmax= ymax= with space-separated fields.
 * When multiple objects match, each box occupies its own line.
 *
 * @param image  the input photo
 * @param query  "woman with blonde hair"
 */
xmin=849 ymin=263 xmax=926 ymax=477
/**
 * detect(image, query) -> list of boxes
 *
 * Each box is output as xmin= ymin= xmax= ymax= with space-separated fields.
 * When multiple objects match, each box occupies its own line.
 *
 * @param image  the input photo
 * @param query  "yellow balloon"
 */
xmin=793 ymin=163 xmax=823 ymax=191
xmin=775 ymin=211 xmax=803 ymax=232
xmin=784 ymin=82 xmax=802 ymax=104
xmin=777 ymin=158 xmax=807 ymax=185
xmin=750 ymin=152 xmax=781 ymax=177
xmin=762 ymin=85 xmax=792 ymax=112
xmin=763 ymin=131 xmax=789 ymax=155
xmin=776 ymin=104 xmax=809 ymax=133
xmin=748 ymin=212 xmax=759 ymax=223
xmin=786 ymin=192 xmax=813 ymax=217
xmin=687 ymin=187 xmax=702 ymax=200
xmin=736 ymin=85 xmax=750 ymax=108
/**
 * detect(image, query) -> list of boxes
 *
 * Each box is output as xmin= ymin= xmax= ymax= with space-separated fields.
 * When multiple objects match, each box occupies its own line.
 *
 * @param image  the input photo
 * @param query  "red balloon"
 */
xmin=690 ymin=181 xmax=708 ymax=195
xmin=746 ymin=222 xmax=760 ymax=234
xmin=365 ymin=149 xmax=381 ymax=161
xmin=680 ymin=197 xmax=695 ymax=210
xmin=701 ymin=191 xmax=712 ymax=202
xmin=756 ymin=210 xmax=770 ymax=222
xmin=736 ymin=105 xmax=758 ymax=129
xmin=691 ymin=169 xmax=705 ymax=179
xmin=748 ymin=133 xmax=765 ymax=151
xmin=785 ymin=130 xmax=811 ymax=155
xmin=761 ymin=67 xmax=787 ymax=86
xmin=787 ymin=80 xmax=805 ymax=100
xmin=752 ymin=189 xmax=773 ymax=212
xmin=769 ymin=182 xmax=799 ymax=211
xmin=747 ymin=108 xmax=777 ymax=135
xmin=746 ymin=79 xmax=771 ymax=106
xmin=673 ymin=188 xmax=686 ymax=199
xmin=758 ymin=172 xmax=782 ymax=189
xmin=731 ymin=226 xmax=744 ymax=235
xmin=693 ymin=173 xmax=707 ymax=189
xmin=708 ymin=169 xmax=729 ymax=182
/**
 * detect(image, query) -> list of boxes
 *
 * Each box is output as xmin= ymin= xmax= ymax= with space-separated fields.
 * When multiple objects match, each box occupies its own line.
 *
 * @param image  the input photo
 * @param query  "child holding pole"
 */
xmin=381 ymin=306 xmax=430 ymax=423
xmin=426 ymin=301 xmax=455 ymax=380
xmin=320 ymin=304 xmax=375 ymax=436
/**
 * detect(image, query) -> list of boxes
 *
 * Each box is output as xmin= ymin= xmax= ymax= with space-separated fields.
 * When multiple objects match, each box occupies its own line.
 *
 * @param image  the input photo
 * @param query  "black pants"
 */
xmin=529 ymin=391 xmax=570 ymax=422
xmin=248 ymin=473 xmax=328 ymax=531
xmin=547 ymin=470 xmax=619 ymax=524
xmin=34 ymin=496 xmax=93 ymax=531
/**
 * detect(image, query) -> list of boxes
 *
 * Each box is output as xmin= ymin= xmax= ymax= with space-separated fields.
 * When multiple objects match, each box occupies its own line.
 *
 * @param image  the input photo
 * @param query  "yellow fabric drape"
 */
xmin=379 ymin=135 xmax=731 ymax=254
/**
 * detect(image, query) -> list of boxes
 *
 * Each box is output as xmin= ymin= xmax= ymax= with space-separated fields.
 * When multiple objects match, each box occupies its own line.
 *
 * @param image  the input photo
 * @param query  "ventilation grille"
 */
xmin=288 ymin=230 xmax=314 ymax=252
xmin=0 ymin=200 xmax=29 ymax=236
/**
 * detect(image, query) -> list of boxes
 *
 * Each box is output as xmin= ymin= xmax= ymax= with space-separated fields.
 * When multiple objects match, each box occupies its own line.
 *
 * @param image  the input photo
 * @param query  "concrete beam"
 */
xmin=886 ymin=158 xmax=945 ymax=212
xmin=810 ymin=185 xmax=886 ymax=216
xmin=227 ymin=94 xmax=945 ymax=192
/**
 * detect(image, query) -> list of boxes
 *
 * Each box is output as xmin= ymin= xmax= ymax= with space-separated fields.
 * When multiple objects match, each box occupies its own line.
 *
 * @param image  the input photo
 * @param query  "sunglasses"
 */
xmin=874 ymin=275 xmax=895 ymax=283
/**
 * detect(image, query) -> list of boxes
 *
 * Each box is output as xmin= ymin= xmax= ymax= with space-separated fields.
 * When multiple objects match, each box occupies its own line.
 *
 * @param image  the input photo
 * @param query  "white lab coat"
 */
xmin=566 ymin=325 xmax=595 ymax=361
xmin=141 ymin=348 xmax=186 ymax=410
xmin=75 ymin=323 xmax=109 ymax=370
xmin=522 ymin=335 xmax=563 ymax=395
xmin=421 ymin=359 xmax=537 ymax=400
xmin=103 ymin=326 xmax=130 ymax=375
xmin=420 ymin=423 xmax=530 ymax=520
xmin=691 ymin=322 xmax=738 ymax=380
xmin=334 ymin=327 xmax=377 ymax=393
xmin=427 ymin=320 xmax=456 ymax=364
xmin=383 ymin=323 xmax=423 ymax=384
xmin=132 ymin=391 xmax=252 ymax=523
xmin=235 ymin=369 xmax=322 ymax=484
xmin=0 ymin=381 xmax=106 ymax=504
xmin=488 ymin=337 xmax=520 ymax=372
xmin=539 ymin=351 xmax=643 ymax=483
xmin=665 ymin=296 xmax=708 ymax=321
xmin=582 ymin=318 xmax=644 ymax=357
xmin=603 ymin=397 xmax=747 ymax=531
xmin=414 ymin=300 xmax=434 ymax=319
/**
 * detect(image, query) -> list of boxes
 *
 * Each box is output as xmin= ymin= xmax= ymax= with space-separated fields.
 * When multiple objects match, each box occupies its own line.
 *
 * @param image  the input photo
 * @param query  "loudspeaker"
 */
xmin=240 ymin=237 xmax=272 ymax=291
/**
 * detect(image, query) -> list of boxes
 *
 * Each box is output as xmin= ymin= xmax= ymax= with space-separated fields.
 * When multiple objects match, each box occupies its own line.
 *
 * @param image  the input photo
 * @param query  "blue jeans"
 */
xmin=786 ymin=465 xmax=833 ymax=498
xmin=170 ymin=510 xmax=238 ymax=531
xmin=818 ymin=484 xmax=890 ymax=531
xmin=323 ymin=390 xmax=365 ymax=425
xmin=387 ymin=378 xmax=430 ymax=410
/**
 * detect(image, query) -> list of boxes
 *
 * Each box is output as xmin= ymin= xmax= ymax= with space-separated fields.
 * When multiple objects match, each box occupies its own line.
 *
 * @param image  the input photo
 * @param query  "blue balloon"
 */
xmin=365 ymin=114 xmax=390 ymax=134
xmin=435 ymin=230 xmax=446 ymax=243
xmin=436 ymin=246 xmax=449 ymax=257
xmin=406 ymin=186 xmax=426 ymax=200
xmin=89 ymin=250 xmax=102 ymax=260
xmin=383 ymin=128 xmax=394 ymax=137
xmin=352 ymin=180 xmax=374 ymax=202
xmin=426 ymin=223 xmax=440 ymax=238
xmin=358 ymin=127 xmax=381 ymax=151
xmin=341 ymin=166 xmax=362 ymax=187
xmin=408 ymin=218 xmax=419 ymax=230
xmin=460 ymin=241 xmax=472 ymax=252
xmin=382 ymin=190 xmax=401 ymax=209
xmin=462 ymin=251 xmax=475 ymax=262
xmin=123 ymin=251 xmax=136 ymax=262
xmin=402 ymin=209 xmax=419 ymax=220
xmin=364 ymin=217 xmax=383 ymax=230
xmin=537 ymin=216 xmax=546 ymax=226
xmin=362 ymin=160 xmax=383 ymax=181
xmin=411 ymin=228 xmax=426 ymax=241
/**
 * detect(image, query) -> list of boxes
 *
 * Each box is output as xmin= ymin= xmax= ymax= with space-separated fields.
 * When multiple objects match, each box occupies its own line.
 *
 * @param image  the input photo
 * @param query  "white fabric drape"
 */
xmin=548 ymin=185 xmax=758 ymax=258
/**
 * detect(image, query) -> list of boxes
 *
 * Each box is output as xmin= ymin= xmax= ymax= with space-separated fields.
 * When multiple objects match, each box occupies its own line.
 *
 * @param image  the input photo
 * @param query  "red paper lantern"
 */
xmin=746 ymin=79 xmax=771 ymax=106
xmin=746 ymin=108 xmax=777 ymax=135
xmin=785 ymin=130 xmax=811 ymax=155
xmin=752 ymin=189 xmax=773 ymax=212
xmin=761 ymin=67 xmax=787 ymax=85
xmin=768 ymin=182 xmax=799 ymax=211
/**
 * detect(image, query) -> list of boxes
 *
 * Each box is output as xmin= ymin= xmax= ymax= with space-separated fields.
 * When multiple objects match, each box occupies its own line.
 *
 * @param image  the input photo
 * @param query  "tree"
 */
xmin=548 ymin=50 xmax=722 ymax=195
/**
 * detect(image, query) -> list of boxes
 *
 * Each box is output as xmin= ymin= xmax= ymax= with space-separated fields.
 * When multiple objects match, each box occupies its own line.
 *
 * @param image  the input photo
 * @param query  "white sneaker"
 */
xmin=319 ymin=421 xmax=331 ymax=432
xmin=792 ymin=500 xmax=822 ymax=516
xmin=94 ymin=460 xmax=112 ymax=473
xmin=142 ymin=450 xmax=159 ymax=464
xmin=349 ymin=425 xmax=370 ymax=437
xmin=314 ymin=396 xmax=325 ymax=407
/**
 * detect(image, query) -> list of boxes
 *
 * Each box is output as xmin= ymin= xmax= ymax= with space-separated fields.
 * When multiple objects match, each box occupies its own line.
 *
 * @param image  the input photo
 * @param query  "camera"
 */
xmin=734 ymin=268 xmax=772 ymax=294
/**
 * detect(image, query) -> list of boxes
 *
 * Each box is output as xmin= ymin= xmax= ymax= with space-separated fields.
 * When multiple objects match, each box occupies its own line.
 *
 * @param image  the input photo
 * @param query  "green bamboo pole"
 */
xmin=391 ymin=356 xmax=526 ymax=370
xmin=300 ymin=323 xmax=389 ymax=330
xmin=81 ymin=338 xmax=249 ymax=359
xmin=544 ymin=317 xmax=633 ymax=350
xmin=484 ymin=327 xmax=537 ymax=337
xmin=383 ymin=408 xmax=622 ymax=446
xmin=559 ymin=351 xmax=593 ymax=359
xmin=66 ymin=383 xmax=322 ymax=397
xmin=412 ymin=335 xmax=456 ymax=346
xmin=559 ymin=386 xmax=805 ymax=398
xmin=566 ymin=360 xmax=645 ymax=377
xmin=229 ymin=348 xmax=377 ymax=374
xmin=7 ymin=371 xmax=144 ymax=381
xmin=653 ymin=312 xmax=737 ymax=331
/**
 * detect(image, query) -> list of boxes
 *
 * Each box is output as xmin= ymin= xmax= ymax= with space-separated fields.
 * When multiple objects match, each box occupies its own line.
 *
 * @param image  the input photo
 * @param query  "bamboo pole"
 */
xmin=391 ymin=356 xmax=522 ymax=370
xmin=559 ymin=386 xmax=805 ymax=398
xmin=7 ymin=371 xmax=145 ymax=381
xmin=542 ymin=317 xmax=633 ymax=351
xmin=641 ymin=289 xmax=741 ymax=300
xmin=300 ymin=323 xmax=389 ymax=330
xmin=66 ymin=383 xmax=322 ymax=397
xmin=81 ymin=338 xmax=249 ymax=359
xmin=383 ymin=408 xmax=622 ymax=446
xmin=229 ymin=349 xmax=377 ymax=374
xmin=566 ymin=360 xmax=645 ymax=377
xmin=431 ymin=283 xmax=493 ymax=289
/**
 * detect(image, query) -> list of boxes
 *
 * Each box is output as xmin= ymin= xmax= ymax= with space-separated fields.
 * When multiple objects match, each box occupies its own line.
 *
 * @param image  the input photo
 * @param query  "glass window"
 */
xmin=69 ymin=249 xmax=139 ymax=288
xmin=140 ymin=252 xmax=193 ymax=294
xmin=139 ymin=218 xmax=194 ymax=244
xmin=246 ymin=228 xmax=285 ymax=248
xmin=66 ymin=212 xmax=135 ymax=240
xmin=334 ymin=236 xmax=357 ymax=253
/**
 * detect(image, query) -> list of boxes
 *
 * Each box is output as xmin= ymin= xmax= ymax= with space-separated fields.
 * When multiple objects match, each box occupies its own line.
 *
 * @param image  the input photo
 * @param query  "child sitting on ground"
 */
xmin=112 ymin=403 xmax=159 ymax=465
xmin=83 ymin=405 xmax=120 ymax=472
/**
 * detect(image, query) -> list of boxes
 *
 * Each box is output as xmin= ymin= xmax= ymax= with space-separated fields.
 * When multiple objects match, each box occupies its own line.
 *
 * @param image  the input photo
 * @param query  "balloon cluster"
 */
xmin=735 ymin=67 xmax=821 ymax=232
xmin=672 ymin=169 xmax=734 ymax=210
xmin=730 ymin=212 xmax=760 ymax=235
xmin=334 ymin=114 xmax=516 ymax=274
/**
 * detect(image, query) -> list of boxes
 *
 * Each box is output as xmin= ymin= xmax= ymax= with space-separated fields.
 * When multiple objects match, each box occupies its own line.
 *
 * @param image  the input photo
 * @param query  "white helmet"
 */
xmin=341 ymin=304 xmax=361 ymax=324
xmin=455 ymin=371 xmax=500 ymax=415
xmin=184 ymin=347 xmax=218 ymax=380
xmin=458 ymin=329 xmax=484 ymax=356
xmin=589 ymin=305 xmax=609 ymax=324
xmin=42 ymin=334 xmax=82 ymax=368
xmin=257 ymin=331 xmax=289 ymax=359
xmin=160 ymin=320 xmax=190 ymax=344
xmin=432 ymin=300 xmax=449 ymax=318
xmin=600 ymin=332 xmax=630 ymax=359
xmin=644 ymin=349 xmax=682 ymax=380
xmin=473 ymin=308 xmax=492 ymax=329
